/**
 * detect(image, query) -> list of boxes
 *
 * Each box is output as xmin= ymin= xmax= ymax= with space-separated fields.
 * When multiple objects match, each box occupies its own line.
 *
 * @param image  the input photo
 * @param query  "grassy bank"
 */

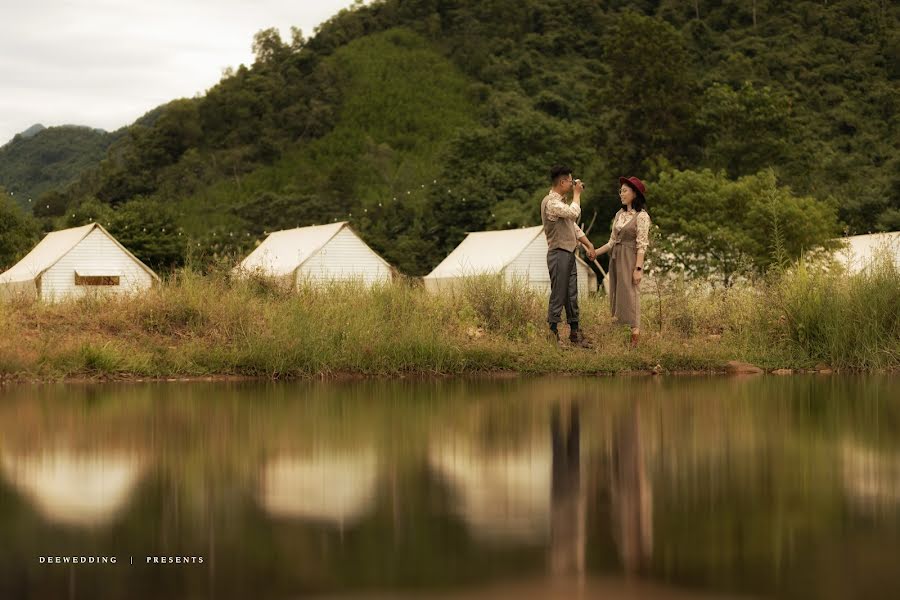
xmin=0 ymin=257 xmax=897 ymax=381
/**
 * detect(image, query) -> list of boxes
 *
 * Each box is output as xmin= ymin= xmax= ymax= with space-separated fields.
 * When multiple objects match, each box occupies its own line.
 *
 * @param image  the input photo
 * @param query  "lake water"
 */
xmin=0 ymin=375 xmax=897 ymax=599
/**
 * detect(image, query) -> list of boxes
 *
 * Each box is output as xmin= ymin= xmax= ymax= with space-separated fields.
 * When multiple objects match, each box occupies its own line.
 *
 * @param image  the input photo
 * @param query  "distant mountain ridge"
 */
xmin=0 ymin=124 xmax=117 ymax=210
xmin=3 ymin=123 xmax=109 ymax=147
xmin=18 ymin=124 xmax=46 ymax=139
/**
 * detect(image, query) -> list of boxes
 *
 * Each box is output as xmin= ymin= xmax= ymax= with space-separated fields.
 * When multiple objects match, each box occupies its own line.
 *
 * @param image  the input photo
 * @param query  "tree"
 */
xmin=430 ymin=108 xmax=595 ymax=256
xmin=32 ymin=189 xmax=68 ymax=219
xmin=695 ymin=82 xmax=794 ymax=177
xmin=650 ymin=169 xmax=841 ymax=285
xmin=252 ymin=28 xmax=291 ymax=65
xmin=595 ymin=10 xmax=699 ymax=173
xmin=0 ymin=192 xmax=38 ymax=270
xmin=233 ymin=190 xmax=342 ymax=235
xmin=63 ymin=196 xmax=114 ymax=229
xmin=108 ymin=199 xmax=185 ymax=271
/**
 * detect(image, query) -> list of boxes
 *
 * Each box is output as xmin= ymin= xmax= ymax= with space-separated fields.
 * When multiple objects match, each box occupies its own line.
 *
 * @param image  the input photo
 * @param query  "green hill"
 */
xmin=18 ymin=124 xmax=46 ymax=139
xmin=175 ymin=27 xmax=478 ymax=273
xmin=0 ymin=125 xmax=115 ymax=211
xmin=6 ymin=0 xmax=898 ymax=276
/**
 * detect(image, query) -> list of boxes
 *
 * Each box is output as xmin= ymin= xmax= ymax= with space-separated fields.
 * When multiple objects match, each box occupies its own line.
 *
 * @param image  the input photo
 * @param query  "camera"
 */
xmin=573 ymin=178 xmax=586 ymax=189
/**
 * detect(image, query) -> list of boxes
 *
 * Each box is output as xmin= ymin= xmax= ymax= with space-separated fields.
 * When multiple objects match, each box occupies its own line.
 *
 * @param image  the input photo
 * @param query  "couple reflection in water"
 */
xmin=549 ymin=400 xmax=653 ymax=578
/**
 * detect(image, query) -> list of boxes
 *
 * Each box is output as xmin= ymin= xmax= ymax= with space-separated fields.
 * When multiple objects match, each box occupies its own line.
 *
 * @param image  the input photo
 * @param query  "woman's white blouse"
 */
xmin=608 ymin=210 xmax=651 ymax=253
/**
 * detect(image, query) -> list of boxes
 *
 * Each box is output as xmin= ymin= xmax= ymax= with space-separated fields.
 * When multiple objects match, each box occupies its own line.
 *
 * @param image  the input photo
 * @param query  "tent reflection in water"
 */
xmin=429 ymin=434 xmax=552 ymax=543
xmin=0 ymin=223 xmax=158 ymax=301
xmin=258 ymin=448 xmax=379 ymax=528
xmin=233 ymin=222 xmax=393 ymax=288
xmin=841 ymin=440 xmax=900 ymax=514
xmin=0 ymin=450 xmax=145 ymax=527
xmin=424 ymin=225 xmax=597 ymax=295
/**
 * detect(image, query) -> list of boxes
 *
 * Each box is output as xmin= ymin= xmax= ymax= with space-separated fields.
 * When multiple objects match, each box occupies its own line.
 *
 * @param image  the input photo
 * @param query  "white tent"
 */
xmin=0 ymin=223 xmax=158 ymax=301
xmin=234 ymin=222 xmax=393 ymax=287
xmin=834 ymin=232 xmax=900 ymax=274
xmin=424 ymin=226 xmax=597 ymax=296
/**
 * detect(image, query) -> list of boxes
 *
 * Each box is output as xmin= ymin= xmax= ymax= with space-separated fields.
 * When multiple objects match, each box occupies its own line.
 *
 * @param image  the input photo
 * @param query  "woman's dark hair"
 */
xmin=623 ymin=181 xmax=647 ymax=212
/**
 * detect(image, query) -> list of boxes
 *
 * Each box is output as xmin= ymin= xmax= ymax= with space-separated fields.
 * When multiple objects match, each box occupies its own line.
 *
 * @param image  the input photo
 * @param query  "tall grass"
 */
xmin=771 ymin=253 xmax=899 ymax=369
xmin=0 ymin=257 xmax=896 ymax=381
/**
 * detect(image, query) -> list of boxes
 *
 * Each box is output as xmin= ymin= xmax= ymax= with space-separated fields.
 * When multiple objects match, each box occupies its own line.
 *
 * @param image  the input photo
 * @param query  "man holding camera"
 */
xmin=541 ymin=165 xmax=595 ymax=348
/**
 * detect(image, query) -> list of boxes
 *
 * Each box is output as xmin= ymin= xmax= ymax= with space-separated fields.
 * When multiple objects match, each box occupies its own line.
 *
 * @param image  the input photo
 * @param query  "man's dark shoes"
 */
xmin=548 ymin=328 xmax=560 ymax=347
xmin=569 ymin=330 xmax=593 ymax=349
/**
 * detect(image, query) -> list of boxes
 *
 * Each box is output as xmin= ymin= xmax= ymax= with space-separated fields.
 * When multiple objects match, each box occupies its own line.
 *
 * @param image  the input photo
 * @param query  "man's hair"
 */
xmin=550 ymin=165 xmax=573 ymax=184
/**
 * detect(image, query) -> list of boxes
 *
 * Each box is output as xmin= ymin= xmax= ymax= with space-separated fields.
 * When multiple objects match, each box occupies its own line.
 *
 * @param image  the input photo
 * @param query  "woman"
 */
xmin=595 ymin=176 xmax=651 ymax=348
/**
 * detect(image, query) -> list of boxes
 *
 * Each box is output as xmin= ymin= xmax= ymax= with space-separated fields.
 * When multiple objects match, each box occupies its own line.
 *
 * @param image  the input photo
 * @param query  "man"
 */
xmin=541 ymin=165 xmax=596 ymax=347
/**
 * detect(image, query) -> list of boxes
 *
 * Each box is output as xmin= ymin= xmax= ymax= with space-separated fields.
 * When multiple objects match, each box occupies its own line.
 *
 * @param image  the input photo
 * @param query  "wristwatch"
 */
xmin=635 ymin=267 xmax=642 ymax=271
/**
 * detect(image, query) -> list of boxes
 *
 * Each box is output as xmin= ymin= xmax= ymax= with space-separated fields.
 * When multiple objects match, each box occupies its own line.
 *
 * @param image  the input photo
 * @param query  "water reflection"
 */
xmin=259 ymin=449 xmax=379 ymax=527
xmin=1 ymin=450 xmax=145 ymax=527
xmin=549 ymin=403 xmax=584 ymax=578
xmin=841 ymin=441 xmax=900 ymax=514
xmin=609 ymin=400 xmax=653 ymax=575
xmin=429 ymin=435 xmax=551 ymax=544
xmin=0 ymin=376 xmax=896 ymax=599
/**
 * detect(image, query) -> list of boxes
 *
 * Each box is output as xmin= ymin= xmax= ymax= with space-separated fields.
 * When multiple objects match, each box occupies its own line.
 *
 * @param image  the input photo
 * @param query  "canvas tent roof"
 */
xmin=425 ymin=225 xmax=595 ymax=283
xmin=426 ymin=226 xmax=546 ymax=280
xmin=236 ymin=222 xmax=391 ymax=277
xmin=0 ymin=223 xmax=158 ymax=284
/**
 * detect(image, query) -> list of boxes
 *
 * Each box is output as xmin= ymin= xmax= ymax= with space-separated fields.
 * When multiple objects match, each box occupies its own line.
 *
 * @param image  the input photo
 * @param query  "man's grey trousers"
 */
xmin=547 ymin=248 xmax=579 ymax=324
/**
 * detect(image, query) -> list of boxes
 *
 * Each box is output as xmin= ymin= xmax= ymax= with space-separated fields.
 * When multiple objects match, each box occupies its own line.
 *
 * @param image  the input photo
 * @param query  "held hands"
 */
xmin=587 ymin=247 xmax=596 ymax=261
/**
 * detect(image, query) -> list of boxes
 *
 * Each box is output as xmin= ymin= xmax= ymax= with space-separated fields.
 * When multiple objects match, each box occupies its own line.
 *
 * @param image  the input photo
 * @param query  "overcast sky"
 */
xmin=0 ymin=0 xmax=363 ymax=146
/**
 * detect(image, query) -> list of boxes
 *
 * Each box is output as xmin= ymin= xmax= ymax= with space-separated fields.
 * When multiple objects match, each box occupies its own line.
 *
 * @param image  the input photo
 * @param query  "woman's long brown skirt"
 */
xmin=608 ymin=240 xmax=640 ymax=329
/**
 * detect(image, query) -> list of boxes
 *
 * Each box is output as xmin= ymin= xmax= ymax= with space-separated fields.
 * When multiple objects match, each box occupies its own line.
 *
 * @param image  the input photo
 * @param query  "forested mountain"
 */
xmin=0 ymin=125 xmax=115 ymax=210
xmin=18 ymin=124 xmax=46 ymax=139
xmin=1 ymin=0 xmax=897 ymax=276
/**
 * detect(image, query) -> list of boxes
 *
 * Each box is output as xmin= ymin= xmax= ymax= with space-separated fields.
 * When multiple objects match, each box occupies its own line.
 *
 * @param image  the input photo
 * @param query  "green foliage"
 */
xmin=651 ymin=169 xmax=841 ymax=283
xmin=430 ymin=108 xmax=596 ymax=251
xmin=32 ymin=189 xmax=69 ymax=219
xmin=772 ymin=253 xmax=900 ymax=369
xmin=596 ymin=10 xmax=698 ymax=173
xmin=95 ymin=100 xmax=204 ymax=205
xmin=0 ymin=126 xmax=114 ymax=210
xmin=62 ymin=197 xmax=114 ymax=229
xmin=106 ymin=199 xmax=186 ymax=271
xmin=695 ymin=82 xmax=794 ymax=176
xmin=76 ymin=342 xmax=125 ymax=373
xmin=459 ymin=274 xmax=544 ymax=339
xmin=212 ymin=27 xmax=478 ymax=275
xmin=0 ymin=191 xmax=39 ymax=270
